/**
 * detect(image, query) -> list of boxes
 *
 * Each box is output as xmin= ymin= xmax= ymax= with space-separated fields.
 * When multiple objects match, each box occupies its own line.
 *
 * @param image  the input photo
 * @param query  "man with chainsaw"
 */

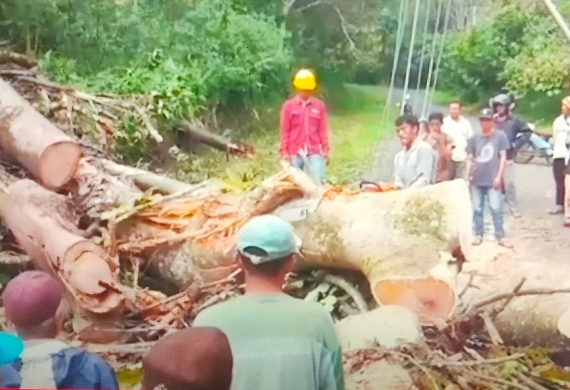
xmin=393 ymin=114 xmax=435 ymax=189
xmin=279 ymin=69 xmax=330 ymax=184
xmin=490 ymin=93 xmax=528 ymax=218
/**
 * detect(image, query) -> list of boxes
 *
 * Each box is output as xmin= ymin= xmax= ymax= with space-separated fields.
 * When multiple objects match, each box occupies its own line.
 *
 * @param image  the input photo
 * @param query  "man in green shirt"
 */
xmin=193 ymin=215 xmax=344 ymax=390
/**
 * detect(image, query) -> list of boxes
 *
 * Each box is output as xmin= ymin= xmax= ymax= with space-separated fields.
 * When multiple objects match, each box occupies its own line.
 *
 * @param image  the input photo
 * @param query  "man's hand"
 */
xmin=325 ymin=155 xmax=330 ymax=166
xmin=492 ymin=176 xmax=502 ymax=189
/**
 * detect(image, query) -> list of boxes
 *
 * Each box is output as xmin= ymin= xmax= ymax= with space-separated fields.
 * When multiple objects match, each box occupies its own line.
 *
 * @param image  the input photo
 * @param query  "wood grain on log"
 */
xmin=1 ymin=179 xmax=123 ymax=313
xmin=0 ymin=78 xmax=83 ymax=188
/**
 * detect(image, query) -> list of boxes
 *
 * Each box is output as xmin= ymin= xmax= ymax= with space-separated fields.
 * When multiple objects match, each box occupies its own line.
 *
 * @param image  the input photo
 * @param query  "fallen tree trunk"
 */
xmin=116 ymin=171 xmax=473 ymax=326
xmin=174 ymin=119 xmax=255 ymax=157
xmin=0 ymin=78 xmax=83 ymax=188
xmin=0 ymin=179 xmax=124 ymax=314
xmin=99 ymin=159 xmax=223 ymax=195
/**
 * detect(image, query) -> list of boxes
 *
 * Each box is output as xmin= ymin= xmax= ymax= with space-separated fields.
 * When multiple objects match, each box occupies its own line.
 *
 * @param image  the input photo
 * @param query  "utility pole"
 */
xmin=540 ymin=0 xmax=570 ymax=43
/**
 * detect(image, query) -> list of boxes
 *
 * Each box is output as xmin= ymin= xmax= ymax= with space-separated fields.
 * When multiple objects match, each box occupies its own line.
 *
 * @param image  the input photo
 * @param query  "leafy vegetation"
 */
xmin=437 ymin=1 xmax=570 ymax=123
xmin=0 ymin=0 xmax=398 ymax=181
xmin=1 ymin=0 xmax=568 ymax=171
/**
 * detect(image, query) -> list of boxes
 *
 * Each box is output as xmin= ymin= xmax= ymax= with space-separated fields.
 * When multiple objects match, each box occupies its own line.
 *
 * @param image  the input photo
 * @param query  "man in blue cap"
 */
xmin=193 ymin=215 xmax=344 ymax=390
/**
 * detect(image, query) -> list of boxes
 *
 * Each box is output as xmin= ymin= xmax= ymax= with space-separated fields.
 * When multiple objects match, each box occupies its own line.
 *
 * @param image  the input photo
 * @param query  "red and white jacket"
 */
xmin=279 ymin=96 xmax=330 ymax=159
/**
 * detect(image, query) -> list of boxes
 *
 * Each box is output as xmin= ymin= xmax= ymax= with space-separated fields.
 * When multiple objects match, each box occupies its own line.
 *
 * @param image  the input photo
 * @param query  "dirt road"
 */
xmin=368 ymin=88 xmax=570 ymax=345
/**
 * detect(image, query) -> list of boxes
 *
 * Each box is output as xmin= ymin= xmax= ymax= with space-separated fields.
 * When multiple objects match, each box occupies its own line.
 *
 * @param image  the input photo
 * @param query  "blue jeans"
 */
xmin=472 ymin=186 xmax=505 ymax=239
xmin=290 ymin=155 xmax=326 ymax=184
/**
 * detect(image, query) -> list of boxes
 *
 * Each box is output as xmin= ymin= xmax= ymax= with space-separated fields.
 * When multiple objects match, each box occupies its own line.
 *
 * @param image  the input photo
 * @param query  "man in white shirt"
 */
xmin=393 ymin=115 xmax=435 ymax=189
xmin=550 ymin=96 xmax=570 ymax=215
xmin=443 ymin=101 xmax=474 ymax=181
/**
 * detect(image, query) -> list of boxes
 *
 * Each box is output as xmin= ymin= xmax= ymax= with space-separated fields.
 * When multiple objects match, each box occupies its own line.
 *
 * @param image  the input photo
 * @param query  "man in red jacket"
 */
xmin=279 ymin=69 xmax=330 ymax=184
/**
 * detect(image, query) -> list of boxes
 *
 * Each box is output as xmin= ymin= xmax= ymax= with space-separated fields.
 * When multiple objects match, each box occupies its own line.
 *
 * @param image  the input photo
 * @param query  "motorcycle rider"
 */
xmin=490 ymin=93 xmax=527 ymax=218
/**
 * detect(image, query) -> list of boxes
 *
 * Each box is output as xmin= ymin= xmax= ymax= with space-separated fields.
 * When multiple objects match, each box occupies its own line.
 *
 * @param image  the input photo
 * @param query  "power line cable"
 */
xmin=427 ymin=0 xmax=453 ymax=112
xmin=400 ymin=0 xmax=422 ymax=114
xmin=420 ymin=0 xmax=445 ymax=118
xmin=381 ymin=0 xmax=408 ymax=124
xmin=414 ymin=0 xmax=433 ymax=114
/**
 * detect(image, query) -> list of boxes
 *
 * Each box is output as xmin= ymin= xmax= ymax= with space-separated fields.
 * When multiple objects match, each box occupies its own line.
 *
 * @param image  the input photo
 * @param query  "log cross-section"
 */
xmin=0 ymin=78 xmax=83 ymax=188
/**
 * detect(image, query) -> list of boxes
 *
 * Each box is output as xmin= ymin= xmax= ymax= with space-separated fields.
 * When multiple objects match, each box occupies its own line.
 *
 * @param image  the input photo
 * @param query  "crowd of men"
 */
xmin=1 ymin=69 xmax=569 ymax=390
xmin=0 ymin=215 xmax=342 ymax=390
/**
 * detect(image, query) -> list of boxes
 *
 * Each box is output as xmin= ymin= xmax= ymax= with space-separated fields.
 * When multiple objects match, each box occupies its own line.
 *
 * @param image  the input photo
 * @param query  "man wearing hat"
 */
xmin=193 ymin=215 xmax=344 ymax=390
xmin=280 ymin=68 xmax=330 ymax=184
xmin=143 ymin=327 xmax=233 ymax=390
xmin=467 ymin=108 xmax=512 ymax=248
xmin=0 ymin=270 xmax=118 ymax=389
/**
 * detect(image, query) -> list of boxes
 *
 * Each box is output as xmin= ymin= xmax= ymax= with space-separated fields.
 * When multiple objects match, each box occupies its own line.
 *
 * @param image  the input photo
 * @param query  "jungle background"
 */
xmin=0 ymin=0 xmax=569 ymax=183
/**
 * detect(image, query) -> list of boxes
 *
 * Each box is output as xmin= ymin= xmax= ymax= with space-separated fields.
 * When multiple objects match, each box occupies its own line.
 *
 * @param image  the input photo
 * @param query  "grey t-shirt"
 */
xmin=466 ymin=131 xmax=509 ymax=187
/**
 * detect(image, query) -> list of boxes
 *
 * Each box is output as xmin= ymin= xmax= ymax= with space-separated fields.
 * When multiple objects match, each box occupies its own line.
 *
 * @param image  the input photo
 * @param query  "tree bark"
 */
xmin=99 ymin=159 xmax=223 ymax=195
xmin=0 ymin=179 xmax=123 ymax=314
xmin=0 ymin=78 xmax=83 ymax=188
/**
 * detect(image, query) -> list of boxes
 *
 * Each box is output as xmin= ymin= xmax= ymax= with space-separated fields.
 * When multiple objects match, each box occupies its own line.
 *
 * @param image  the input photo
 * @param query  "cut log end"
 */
xmin=373 ymin=277 xmax=456 ymax=325
xmin=39 ymin=141 xmax=83 ymax=188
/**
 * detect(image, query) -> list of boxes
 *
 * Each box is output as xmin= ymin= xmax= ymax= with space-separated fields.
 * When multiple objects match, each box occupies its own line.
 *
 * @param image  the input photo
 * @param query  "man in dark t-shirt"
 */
xmin=491 ymin=94 xmax=527 ymax=218
xmin=467 ymin=108 xmax=512 ymax=248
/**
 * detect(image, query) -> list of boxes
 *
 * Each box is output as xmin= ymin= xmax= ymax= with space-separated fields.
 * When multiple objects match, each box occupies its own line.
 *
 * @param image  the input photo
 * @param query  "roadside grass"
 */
xmin=174 ymin=84 xmax=395 ymax=187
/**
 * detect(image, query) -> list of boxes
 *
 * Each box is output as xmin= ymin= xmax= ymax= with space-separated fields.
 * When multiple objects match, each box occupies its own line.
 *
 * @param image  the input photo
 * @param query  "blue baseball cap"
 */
xmin=0 ymin=331 xmax=24 ymax=365
xmin=236 ymin=215 xmax=302 ymax=265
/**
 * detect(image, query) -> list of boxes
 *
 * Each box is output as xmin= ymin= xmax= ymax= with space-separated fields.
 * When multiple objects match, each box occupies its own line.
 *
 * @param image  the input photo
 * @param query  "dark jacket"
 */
xmin=0 ymin=340 xmax=118 ymax=389
xmin=495 ymin=115 xmax=529 ymax=160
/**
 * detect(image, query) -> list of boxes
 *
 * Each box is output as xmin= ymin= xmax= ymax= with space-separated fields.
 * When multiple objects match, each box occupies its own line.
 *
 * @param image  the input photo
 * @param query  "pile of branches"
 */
xmin=342 ymin=277 xmax=570 ymax=389
xmin=0 ymin=51 xmax=161 ymax=152
xmin=0 ymin=50 xmax=255 ymax=160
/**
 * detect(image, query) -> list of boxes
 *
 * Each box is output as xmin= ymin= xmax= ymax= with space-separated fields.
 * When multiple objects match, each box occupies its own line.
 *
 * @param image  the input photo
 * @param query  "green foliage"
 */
xmin=439 ymin=8 xmax=531 ymax=103
xmin=439 ymin=4 xmax=569 ymax=108
xmin=503 ymin=17 xmax=570 ymax=96
xmin=4 ymin=0 xmax=294 ymax=162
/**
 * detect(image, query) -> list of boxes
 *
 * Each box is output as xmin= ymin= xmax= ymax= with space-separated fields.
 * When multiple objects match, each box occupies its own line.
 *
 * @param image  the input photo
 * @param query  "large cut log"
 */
xmin=117 ymin=171 xmax=472 ymax=326
xmin=0 ymin=78 xmax=83 ymax=188
xmin=0 ymin=179 xmax=124 ymax=315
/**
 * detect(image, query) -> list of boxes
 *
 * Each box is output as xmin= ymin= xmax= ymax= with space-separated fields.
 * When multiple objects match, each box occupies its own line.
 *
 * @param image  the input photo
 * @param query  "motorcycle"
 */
xmin=512 ymin=123 xmax=553 ymax=165
xmin=396 ymin=94 xmax=413 ymax=115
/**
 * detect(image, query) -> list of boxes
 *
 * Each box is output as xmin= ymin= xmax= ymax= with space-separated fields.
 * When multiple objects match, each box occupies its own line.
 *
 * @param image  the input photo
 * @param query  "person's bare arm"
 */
xmin=497 ymin=150 xmax=506 ymax=177
xmin=494 ymin=134 xmax=509 ymax=188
